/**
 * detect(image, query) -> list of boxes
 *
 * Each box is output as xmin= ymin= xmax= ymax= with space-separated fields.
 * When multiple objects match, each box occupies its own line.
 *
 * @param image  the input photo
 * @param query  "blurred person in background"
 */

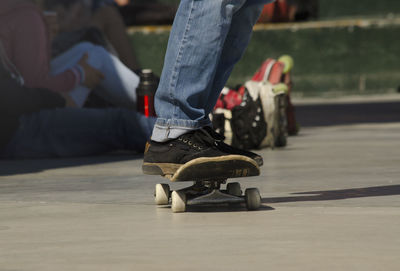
xmin=114 ymin=0 xmax=129 ymax=6
xmin=115 ymin=0 xmax=177 ymax=26
xmin=290 ymin=0 xmax=318 ymax=21
xmin=0 ymin=0 xmax=156 ymax=159
xmin=0 ymin=0 xmax=147 ymax=108
xmin=43 ymin=0 xmax=139 ymax=70
xmin=257 ymin=0 xmax=319 ymax=23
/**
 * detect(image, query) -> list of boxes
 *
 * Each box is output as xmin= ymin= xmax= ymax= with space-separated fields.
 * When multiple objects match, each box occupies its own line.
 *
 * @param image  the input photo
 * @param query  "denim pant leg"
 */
xmin=51 ymin=42 xmax=140 ymax=108
xmin=205 ymin=3 xmax=266 ymax=114
xmin=1 ymin=108 xmax=156 ymax=159
xmin=152 ymin=0 xmax=248 ymax=142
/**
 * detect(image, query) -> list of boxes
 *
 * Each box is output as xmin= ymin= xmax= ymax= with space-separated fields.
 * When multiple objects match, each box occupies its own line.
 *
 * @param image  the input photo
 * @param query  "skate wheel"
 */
xmin=171 ymin=191 xmax=186 ymax=213
xmin=227 ymin=182 xmax=242 ymax=197
xmin=155 ymin=183 xmax=170 ymax=205
xmin=245 ymin=188 xmax=261 ymax=211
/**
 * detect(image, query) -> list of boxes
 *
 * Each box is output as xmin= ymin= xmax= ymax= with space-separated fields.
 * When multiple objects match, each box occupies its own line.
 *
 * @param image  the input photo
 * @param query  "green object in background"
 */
xmin=156 ymin=0 xmax=400 ymax=20
xmin=129 ymin=21 xmax=400 ymax=97
xmin=230 ymin=24 xmax=400 ymax=97
xmin=130 ymin=32 xmax=169 ymax=77
xmin=319 ymin=0 xmax=400 ymax=19
xmin=278 ymin=55 xmax=294 ymax=74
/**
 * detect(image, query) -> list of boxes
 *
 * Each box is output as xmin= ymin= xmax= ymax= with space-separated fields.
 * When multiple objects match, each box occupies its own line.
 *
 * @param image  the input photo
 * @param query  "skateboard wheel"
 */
xmin=245 ymin=188 xmax=261 ymax=211
xmin=155 ymin=183 xmax=170 ymax=205
xmin=171 ymin=191 xmax=186 ymax=213
xmin=227 ymin=182 xmax=242 ymax=197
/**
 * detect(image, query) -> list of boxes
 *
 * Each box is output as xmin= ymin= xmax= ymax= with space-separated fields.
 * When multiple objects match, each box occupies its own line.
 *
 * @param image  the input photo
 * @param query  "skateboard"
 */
xmin=154 ymin=158 xmax=262 ymax=213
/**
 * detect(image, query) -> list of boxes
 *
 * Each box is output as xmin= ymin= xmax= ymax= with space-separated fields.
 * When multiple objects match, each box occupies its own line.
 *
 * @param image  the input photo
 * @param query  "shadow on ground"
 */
xmin=0 ymin=153 xmax=143 ymax=177
xmin=262 ymin=184 xmax=400 ymax=204
xmin=296 ymin=101 xmax=400 ymax=127
xmin=1 ymin=100 xmax=399 ymax=177
xmin=182 ymin=185 xmax=400 ymax=212
xmin=157 ymin=204 xmax=275 ymax=213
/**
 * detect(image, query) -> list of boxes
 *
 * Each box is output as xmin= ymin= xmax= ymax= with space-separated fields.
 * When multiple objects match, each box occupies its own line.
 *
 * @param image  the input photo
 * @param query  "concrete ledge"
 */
xmin=128 ymin=17 xmax=400 ymax=97
xmin=127 ymin=17 xmax=400 ymax=34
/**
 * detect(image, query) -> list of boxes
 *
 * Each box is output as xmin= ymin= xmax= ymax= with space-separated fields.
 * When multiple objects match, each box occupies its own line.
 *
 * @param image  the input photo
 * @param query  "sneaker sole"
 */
xmin=142 ymin=163 xmax=182 ymax=176
xmin=143 ymin=155 xmax=259 ymax=181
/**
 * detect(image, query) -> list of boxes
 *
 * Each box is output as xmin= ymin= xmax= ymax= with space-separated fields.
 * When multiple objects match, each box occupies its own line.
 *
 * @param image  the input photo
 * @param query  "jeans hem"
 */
xmin=151 ymin=118 xmax=212 ymax=142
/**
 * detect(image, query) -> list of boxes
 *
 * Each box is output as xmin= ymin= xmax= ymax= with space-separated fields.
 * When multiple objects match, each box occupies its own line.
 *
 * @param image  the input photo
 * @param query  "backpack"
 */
xmin=212 ymin=81 xmax=288 ymax=150
xmin=252 ymin=57 xmax=299 ymax=136
xmin=244 ymin=80 xmax=288 ymax=148
xmin=230 ymin=87 xmax=267 ymax=150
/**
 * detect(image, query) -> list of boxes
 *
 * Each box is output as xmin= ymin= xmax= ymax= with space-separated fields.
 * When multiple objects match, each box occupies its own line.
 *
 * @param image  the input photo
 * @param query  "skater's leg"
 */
xmin=143 ymin=0 xmax=268 ymax=176
xmin=152 ymin=0 xmax=248 ymax=142
xmin=205 ymin=3 xmax=266 ymax=114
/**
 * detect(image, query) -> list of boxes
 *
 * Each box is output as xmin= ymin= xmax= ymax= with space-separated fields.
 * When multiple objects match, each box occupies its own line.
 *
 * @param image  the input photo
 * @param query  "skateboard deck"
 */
xmin=165 ymin=155 xmax=260 ymax=182
xmin=154 ymin=159 xmax=262 ymax=213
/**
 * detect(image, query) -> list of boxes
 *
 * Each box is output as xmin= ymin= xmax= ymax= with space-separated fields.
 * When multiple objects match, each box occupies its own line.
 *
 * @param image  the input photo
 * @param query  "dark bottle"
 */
xmin=136 ymin=69 xmax=158 ymax=117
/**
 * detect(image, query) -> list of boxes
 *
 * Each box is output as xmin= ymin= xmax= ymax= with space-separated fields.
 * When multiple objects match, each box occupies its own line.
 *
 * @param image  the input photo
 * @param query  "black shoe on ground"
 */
xmin=203 ymin=126 xmax=264 ymax=166
xmin=142 ymin=127 xmax=263 ymax=178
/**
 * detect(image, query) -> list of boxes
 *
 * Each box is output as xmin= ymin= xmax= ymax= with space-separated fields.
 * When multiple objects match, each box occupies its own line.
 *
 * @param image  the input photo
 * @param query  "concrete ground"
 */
xmin=1 ymin=97 xmax=400 ymax=271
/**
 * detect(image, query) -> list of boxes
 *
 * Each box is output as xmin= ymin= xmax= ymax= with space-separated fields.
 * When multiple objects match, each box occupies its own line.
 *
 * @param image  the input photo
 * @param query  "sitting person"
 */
xmin=257 ymin=0 xmax=318 ymax=23
xmin=115 ymin=0 xmax=177 ymax=26
xmin=0 ymin=62 xmax=156 ymax=159
xmin=1 ymin=0 xmax=142 ymax=108
xmin=0 ymin=0 xmax=156 ymax=159
xmin=43 ymin=0 xmax=139 ymax=71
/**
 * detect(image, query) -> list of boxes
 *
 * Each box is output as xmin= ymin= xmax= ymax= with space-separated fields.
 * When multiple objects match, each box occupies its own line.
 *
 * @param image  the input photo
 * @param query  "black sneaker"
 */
xmin=142 ymin=127 xmax=261 ymax=178
xmin=202 ymin=126 xmax=264 ymax=166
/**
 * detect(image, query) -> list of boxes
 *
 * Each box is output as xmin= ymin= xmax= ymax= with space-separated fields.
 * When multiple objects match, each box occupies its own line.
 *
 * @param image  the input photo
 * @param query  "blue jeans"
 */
xmin=151 ymin=0 xmax=271 ymax=142
xmin=1 ymin=108 xmax=156 ymax=159
xmin=51 ymin=42 xmax=140 ymax=108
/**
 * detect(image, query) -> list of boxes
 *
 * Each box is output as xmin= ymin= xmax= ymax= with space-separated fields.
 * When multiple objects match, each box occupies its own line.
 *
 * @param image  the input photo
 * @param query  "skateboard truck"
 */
xmin=188 ymin=189 xmax=243 ymax=205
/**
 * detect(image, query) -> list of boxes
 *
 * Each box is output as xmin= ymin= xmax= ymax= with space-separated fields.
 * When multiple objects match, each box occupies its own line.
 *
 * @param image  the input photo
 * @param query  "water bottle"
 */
xmin=136 ymin=69 xmax=158 ymax=117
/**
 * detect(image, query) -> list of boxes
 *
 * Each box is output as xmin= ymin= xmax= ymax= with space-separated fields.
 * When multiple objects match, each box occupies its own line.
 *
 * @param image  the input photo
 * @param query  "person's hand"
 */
xmin=78 ymin=53 xmax=104 ymax=89
xmin=59 ymin=92 xmax=77 ymax=108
